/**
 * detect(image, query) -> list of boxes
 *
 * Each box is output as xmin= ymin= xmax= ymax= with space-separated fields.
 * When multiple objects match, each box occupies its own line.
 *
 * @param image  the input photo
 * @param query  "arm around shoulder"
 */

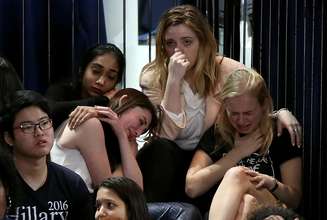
xmin=216 ymin=56 xmax=245 ymax=78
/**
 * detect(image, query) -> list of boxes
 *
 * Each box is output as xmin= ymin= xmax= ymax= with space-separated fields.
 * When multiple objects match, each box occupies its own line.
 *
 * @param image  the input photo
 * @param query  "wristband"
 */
xmin=270 ymin=178 xmax=278 ymax=192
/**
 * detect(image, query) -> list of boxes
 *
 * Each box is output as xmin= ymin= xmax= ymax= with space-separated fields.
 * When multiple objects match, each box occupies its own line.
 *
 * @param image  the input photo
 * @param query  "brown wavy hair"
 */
xmin=142 ymin=4 xmax=220 ymax=97
xmin=109 ymin=88 xmax=161 ymax=138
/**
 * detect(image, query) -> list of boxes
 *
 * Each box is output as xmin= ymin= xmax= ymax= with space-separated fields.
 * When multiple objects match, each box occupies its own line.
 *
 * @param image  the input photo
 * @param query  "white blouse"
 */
xmin=163 ymin=81 xmax=205 ymax=150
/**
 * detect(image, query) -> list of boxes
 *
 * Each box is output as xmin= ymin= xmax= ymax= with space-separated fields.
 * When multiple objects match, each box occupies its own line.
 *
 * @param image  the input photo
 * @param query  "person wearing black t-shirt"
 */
xmin=185 ymin=68 xmax=302 ymax=220
xmin=1 ymin=90 xmax=93 ymax=220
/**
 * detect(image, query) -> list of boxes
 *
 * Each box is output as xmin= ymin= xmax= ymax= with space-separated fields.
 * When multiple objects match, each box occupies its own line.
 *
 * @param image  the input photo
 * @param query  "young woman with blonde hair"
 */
xmin=184 ymin=68 xmax=302 ymax=219
xmin=137 ymin=4 xmax=302 ymax=204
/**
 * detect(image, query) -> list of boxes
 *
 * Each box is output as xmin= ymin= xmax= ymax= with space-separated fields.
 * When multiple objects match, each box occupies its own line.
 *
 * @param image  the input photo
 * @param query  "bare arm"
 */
xmin=96 ymin=106 xmax=144 ymax=189
xmin=275 ymin=109 xmax=302 ymax=147
xmin=162 ymin=48 xmax=189 ymax=114
xmin=185 ymin=149 xmax=236 ymax=198
xmin=273 ymin=157 xmax=302 ymax=208
xmin=140 ymin=57 xmax=187 ymax=139
xmin=186 ymin=130 xmax=263 ymax=198
xmin=116 ymin=131 xmax=144 ymax=190
xmin=64 ymin=118 xmax=112 ymax=188
xmin=247 ymin=157 xmax=303 ymax=209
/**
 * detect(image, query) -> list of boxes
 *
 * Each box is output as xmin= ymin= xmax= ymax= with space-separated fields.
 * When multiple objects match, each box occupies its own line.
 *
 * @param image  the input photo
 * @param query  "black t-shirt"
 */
xmin=198 ymin=126 xmax=302 ymax=181
xmin=8 ymin=162 xmax=93 ymax=220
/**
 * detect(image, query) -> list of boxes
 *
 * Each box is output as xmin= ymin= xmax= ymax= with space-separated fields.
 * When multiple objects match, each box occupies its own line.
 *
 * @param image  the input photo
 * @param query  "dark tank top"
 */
xmin=101 ymin=121 xmax=121 ymax=172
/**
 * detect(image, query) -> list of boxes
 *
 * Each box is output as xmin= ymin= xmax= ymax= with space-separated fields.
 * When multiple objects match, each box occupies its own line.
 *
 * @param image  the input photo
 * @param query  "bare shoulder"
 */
xmin=139 ymin=64 xmax=158 ymax=88
xmin=59 ymin=118 xmax=103 ymax=147
xmin=216 ymin=56 xmax=245 ymax=77
xmin=77 ymin=117 xmax=103 ymax=132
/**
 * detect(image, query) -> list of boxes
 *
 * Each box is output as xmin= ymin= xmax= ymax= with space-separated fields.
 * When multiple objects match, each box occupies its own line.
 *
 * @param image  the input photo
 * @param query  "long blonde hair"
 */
xmin=142 ymin=4 xmax=220 ymax=97
xmin=216 ymin=68 xmax=273 ymax=154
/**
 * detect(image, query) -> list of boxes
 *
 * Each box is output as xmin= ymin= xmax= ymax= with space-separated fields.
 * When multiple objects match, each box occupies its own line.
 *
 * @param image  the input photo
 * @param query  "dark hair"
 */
xmin=0 ymin=145 xmax=18 ymax=215
xmin=97 ymin=177 xmax=150 ymax=220
xmin=0 ymin=57 xmax=23 ymax=112
xmin=78 ymin=43 xmax=125 ymax=84
xmin=248 ymin=206 xmax=303 ymax=220
xmin=1 ymin=90 xmax=51 ymax=136
xmin=109 ymin=88 xmax=160 ymax=137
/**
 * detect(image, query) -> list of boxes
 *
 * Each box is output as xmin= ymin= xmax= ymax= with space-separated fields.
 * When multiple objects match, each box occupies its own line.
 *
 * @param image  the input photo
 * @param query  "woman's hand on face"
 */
xmin=244 ymin=169 xmax=277 ymax=191
xmin=68 ymin=106 xmax=98 ymax=129
xmin=234 ymin=129 xmax=263 ymax=158
xmin=276 ymin=109 xmax=302 ymax=147
xmin=167 ymin=48 xmax=190 ymax=82
xmin=95 ymin=106 xmax=127 ymax=138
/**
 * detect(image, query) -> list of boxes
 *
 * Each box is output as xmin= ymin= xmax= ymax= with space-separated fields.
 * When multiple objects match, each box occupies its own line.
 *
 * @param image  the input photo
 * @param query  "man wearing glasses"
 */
xmin=1 ymin=90 xmax=93 ymax=220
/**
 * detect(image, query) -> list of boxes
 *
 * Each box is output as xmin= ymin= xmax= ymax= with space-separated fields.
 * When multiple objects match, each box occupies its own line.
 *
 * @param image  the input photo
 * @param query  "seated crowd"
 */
xmin=0 ymin=5 xmax=303 ymax=220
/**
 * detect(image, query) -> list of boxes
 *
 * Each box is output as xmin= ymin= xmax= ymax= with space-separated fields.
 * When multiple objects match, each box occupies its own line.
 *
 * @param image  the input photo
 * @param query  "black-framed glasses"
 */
xmin=13 ymin=118 xmax=53 ymax=134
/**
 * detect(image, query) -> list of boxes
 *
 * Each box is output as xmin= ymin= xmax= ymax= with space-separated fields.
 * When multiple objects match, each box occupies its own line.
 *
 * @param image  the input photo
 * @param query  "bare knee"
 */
xmin=223 ymin=166 xmax=250 ymax=184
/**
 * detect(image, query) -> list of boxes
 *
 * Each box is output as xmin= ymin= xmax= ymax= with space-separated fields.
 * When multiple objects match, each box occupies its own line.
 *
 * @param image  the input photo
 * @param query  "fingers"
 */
xmin=276 ymin=109 xmax=303 ymax=147
xmin=68 ymin=107 xmax=85 ymax=129
xmin=276 ymin=120 xmax=283 ymax=137
xmin=174 ymin=54 xmax=189 ymax=66
xmin=96 ymin=109 xmax=118 ymax=120
xmin=284 ymin=116 xmax=302 ymax=147
xmin=295 ymin=125 xmax=303 ymax=147
xmin=171 ymin=49 xmax=189 ymax=65
xmin=244 ymin=170 xmax=269 ymax=189
xmin=95 ymin=106 xmax=118 ymax=119
xmin=244 ymin=169 xmax=258 ymax=177
xmin=68 ymin=106 xmax=98 ymax=129
xmin=287 ymin=123 xmax=303 ymax=147
xmin=287 ymin=125 xmax=296 ymax=146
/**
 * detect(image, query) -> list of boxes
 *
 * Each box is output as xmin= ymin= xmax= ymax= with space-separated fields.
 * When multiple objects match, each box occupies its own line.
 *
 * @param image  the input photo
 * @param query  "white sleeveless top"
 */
xmin=51 ymin=140 xmax=93 ymax=193
xmin=172 ymin=81 xmax=205 ymax=150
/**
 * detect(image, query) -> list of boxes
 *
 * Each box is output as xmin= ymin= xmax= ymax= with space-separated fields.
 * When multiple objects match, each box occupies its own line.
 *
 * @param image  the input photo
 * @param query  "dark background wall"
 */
xmin=200 ymin=0 xmax=326 ymax=218
xmin=0 ymin=0 xmax=326 ymax=219
xmin=0 ymin=0 xmax=107 ymax=93
xmin=251 ymin=1 xmax=326 ymax=217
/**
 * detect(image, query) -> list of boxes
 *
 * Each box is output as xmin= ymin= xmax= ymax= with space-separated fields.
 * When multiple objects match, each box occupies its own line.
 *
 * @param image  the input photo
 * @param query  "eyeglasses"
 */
xmin=13 ymin=118 xmax=53 ymax=134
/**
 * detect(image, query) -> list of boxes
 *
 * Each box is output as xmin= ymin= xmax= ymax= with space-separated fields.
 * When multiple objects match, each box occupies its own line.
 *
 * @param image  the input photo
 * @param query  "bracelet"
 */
xmin=270 ymin=178 xmax=279 ymax=192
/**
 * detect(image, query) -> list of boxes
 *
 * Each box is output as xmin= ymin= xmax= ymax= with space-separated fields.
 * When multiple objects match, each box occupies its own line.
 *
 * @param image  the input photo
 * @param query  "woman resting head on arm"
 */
xmin=95 ymin=176 xmax=150 ymax=220
xmin=78 ymin=43 xmax=125 ymax=99
xmin=206 ymin=68 xmax=302 ymax=220
xmin=46 ymin=43 xmax=125 ymax=129
xmin=51 ymin=88 xmax=159 ymax=192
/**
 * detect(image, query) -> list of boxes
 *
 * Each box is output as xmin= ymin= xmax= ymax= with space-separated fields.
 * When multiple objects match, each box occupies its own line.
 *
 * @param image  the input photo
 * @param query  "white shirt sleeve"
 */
xmin=160 ymin=102 xmax=186 ymax=128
